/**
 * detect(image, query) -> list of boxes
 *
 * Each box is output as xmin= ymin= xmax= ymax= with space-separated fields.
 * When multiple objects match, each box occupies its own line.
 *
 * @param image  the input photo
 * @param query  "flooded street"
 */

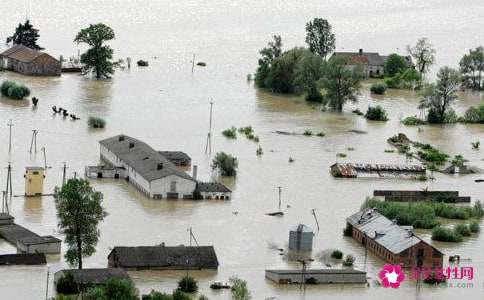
xmin=0 ymin=1 xmax=483 ymax=299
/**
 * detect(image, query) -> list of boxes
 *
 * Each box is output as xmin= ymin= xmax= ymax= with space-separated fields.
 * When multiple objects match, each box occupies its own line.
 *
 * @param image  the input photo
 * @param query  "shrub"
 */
xmin=431 ymin=227 xmax=463 ymax=242
xmin=238 ymin=126 xmax=254 ymax=136
xmin=222 ymin=127 xmax=237 ymax=139
xmin=370 ymin=83 xmax=387 ymax=94
xmin=342 ymin=254 xmax=355 ymax=266
xmin=256 ymin=146 xmax=263 ymax=156
xmin=212 ymin=152 xmax=238 ymax=176
xmin=177 ymin=276 xmax=198 ymax=293
xmin=463 ymin=104 xmax=484 ymax=123
xmin=230 ymin=277 xmax=251 ymax=300
xmin=305 ymin=277 xmax=318 ymax=284
xmin=454 ymin=224 xmax=471 ymax=237
xmin=56 ymin=272 xmax=79 ymax=295
xmin=474 ymin=200 xmax=484 ymax=218
xmin=88 ymin=116 xmax=106 ymax=128
xmin=142 ymin=290 xmax=173 ymax=300
xmin=1 ymin=80 xmax=30 ymax=100
xmin=303 ymin=130 xmax=313 ymax=136
xmin=331 ymin=250 xmax=343 ymax=259
xmin=365 ymin=105 xmax=388 ymax=121
xmin=172 ymin=290 xmax=191 ymax=300
xmin=471 ymin=141 xmax=480 ymax=149
xmin=336 ymin=153 xmax=347 ymax=158
xmin=417 ymin=148 xmax=448 ymax=166
xmin=402 ymin=116 xmax=426 ymax=126
xmin=469 ymin=221 xmax=480 ymax=233
xmin=137 ymin=60 xmax=149 ymax=66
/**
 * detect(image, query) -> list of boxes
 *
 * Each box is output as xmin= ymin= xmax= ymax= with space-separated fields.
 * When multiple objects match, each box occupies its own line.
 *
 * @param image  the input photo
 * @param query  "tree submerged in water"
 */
xmin=212 ymin=152 xmax=238 ymax=176
xmin=6 ymin=20 xmax=43 ymax=50
xmin=75 ymin=23 xmax=115 ymax=79
xmin=54 ymin=178 xmax=107 ymax=269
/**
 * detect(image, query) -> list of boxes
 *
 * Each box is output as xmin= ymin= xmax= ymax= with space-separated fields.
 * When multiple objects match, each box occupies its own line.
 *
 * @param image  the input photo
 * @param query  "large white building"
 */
xmin=100 ymin=135 xmax=197 ymax=199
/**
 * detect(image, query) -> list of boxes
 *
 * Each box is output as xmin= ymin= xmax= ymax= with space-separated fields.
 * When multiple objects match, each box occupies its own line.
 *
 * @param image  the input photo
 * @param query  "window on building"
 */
xmin=170 ymin=181 xmax=177 ymax=192
xmin=33 ymin=171 xmax=39 ymax=175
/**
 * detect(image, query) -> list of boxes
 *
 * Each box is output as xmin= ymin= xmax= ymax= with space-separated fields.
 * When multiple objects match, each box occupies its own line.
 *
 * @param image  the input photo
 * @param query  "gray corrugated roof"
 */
xmin=108 ymin=245 xmax=219 ymax=269
xmin=346 ymin=208 xmax=426 ymax=254
xmin=99 ymin=135 xmax=195 ymax=182
xmin=158 ymin=151 xmax=191 ymax=162
xmin=196 ymin=182 xmax=231 ymax=193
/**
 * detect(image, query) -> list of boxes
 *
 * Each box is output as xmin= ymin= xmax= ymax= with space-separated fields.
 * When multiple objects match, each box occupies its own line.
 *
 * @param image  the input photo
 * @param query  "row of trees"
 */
xmin=7 ymin=20 xmax=115 ymax=79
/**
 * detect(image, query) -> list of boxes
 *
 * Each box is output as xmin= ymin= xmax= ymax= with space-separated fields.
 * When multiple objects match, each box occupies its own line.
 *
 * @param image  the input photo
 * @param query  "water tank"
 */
xmin=289 ymin=224 xmax=313 ymax=251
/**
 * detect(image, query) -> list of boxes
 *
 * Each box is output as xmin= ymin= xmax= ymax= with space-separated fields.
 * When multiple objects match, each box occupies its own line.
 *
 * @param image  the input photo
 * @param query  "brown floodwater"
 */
xmin=0 ymin=1 xmax=483 ymax=299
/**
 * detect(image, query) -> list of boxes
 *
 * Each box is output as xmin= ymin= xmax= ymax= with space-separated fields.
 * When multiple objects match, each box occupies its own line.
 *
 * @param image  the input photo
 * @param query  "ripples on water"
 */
xmin=0 ymin=1 xmax=483 ymax=299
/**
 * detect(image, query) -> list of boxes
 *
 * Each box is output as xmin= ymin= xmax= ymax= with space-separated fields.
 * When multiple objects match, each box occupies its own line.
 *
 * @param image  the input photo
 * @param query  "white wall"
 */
xmin=150 ymin=175 xmax=196 ymax=198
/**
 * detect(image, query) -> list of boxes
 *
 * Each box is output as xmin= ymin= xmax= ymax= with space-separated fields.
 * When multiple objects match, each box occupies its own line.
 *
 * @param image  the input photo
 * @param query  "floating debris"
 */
xmin=347 ymin=129 xmax=367 ymax=134
xmin=137 ymin=60 xmax=149 ymax=67
xmin=196 ymin=62 xmax=207 ymax=66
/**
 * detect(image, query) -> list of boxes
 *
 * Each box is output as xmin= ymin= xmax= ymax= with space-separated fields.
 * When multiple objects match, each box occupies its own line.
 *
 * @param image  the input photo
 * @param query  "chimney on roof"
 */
xmin=192 ymin=165 xmax=198 ymax=180
xmin=157 ymin=163 xmax=163 ymax=170
xmin=119 ymin=135 xmax=125 ymax=142
xmin=359 ymin=49 xmax=363 ymax=56
xmin=129 ymin=142 xmax=135 ymax=148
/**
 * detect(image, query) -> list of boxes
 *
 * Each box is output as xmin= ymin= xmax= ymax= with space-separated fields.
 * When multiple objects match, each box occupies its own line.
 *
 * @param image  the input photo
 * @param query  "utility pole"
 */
xmin=191 ymin=54 xmax=195 ymax=73
xmin=29 ymin=129 xmax=38 ymax=153
xmin=311 ymin=209 xmax=320 ymax=232
xmin=45 ymin=266 xmax=50 ymax=300
xmin=62 ymin=162 xmax=67 ymax=186
xmin=204 ymin=100 xmax=214 ymax=155
xmin=7 ymin=119 xmax=14 ymax=153
xmin=297 ymin=259 xmax=312 ymax=291
xmin=277 ymin=186 xmax=282 ymax=211
xmin=41 ymin=147 xmax=48 ymax=169
xmin=5 ymin=162 xmax=12 ymax=197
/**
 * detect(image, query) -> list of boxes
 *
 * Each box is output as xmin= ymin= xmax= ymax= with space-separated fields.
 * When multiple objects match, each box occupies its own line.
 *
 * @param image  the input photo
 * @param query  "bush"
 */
xmin=222 ymin=127 xmax=237 ymax=139
xmin=142 ymin=290 xmax=173 ymax=300
xmin=331 ymin=250 xmax=343 ymax=259
xmin=1 ymin=80 xmax=30 ymax=100
xmin=454 ymin=224 xmax=471 ymax=237
xmin=137 ymin=60 xmax=149 ymax=66
xmin=212 ymin=152 xmax=238 ymax=176
xmin=177 ymin=276 xmax=198 ymax=293
xmin=305 ymin=277 xmax=318 ymax=284
xmin=342 ymin=254 xmax=355 ymax=266
xmin=172 ymin=290 xmax=191 ymax=300
xmin=88 ymin=116 xmax=106 ymax=128
xmin=56 ymin=272 xmax=79 ymax=295
xmin=469 ymin=221 xmax=480 ymax=233
xmin=303 ymin=130 xmax=313 ymax=136
xmin=402 ymin=116 xmax=426 ymax=126
xmin=316 ymin=132 xmax=325 ymax=137
xmin=473 ymin=200 xmax=484 ymax=218
xmin=365 ymin=105 xmax=388 ymax=121
xmin=463 ymin=104 xmax=484 ymax=123
xmin=370 ymin=83 xmax=387 ymax=94
xmin=238 ymin=126 xmax=254 ymax=136
xmin=431 ymin=227 xmax=463 ymax=242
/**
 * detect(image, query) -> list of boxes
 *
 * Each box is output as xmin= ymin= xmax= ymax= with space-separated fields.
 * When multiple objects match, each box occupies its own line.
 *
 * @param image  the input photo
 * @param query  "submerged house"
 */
xmin=265 ymin=269 xmax=367 ymax=284
xmin=331 ymin=49 xmax=414 ymax=78
xmin=108 ymin=245 xmax=219 ymax=270
xmin=195 ymin=182 xmax=232 ymax=200
xmin=0 ymin=45 xmax=61 ymax=76
xmin=100 ymin=135 xmax=197 ymax=199
xmin=346 ymin=208 xmax=443 ymax=267
xmin=54 ymin=268 xmax=130 ymax=288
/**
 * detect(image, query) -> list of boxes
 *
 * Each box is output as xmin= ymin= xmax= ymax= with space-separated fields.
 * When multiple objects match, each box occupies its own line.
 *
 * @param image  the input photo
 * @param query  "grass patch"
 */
xmin=222 ymin=127 xmax=237 ymax=139
xmin=402 ymin=116 xmax=426 ymax=126
xmin=469 ymin=221 xmax=480 ymax=233
xmin=431 ymin=227 xmax=463 ymax=242
xmin=87 ymin=116 xmax=106 ymax=128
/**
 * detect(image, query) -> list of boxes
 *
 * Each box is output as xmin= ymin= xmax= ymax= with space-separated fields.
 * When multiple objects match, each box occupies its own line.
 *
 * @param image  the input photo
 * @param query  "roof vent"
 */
xmin=119 ymin=135 xmax=125 ymax=142
xmin=157 ymin=163 xmax=163 ymax=170
xmin=129 ymin=142 xmax=135 ymax=149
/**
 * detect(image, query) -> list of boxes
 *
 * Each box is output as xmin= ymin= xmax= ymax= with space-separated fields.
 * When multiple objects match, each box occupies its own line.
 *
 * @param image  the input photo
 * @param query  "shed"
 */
xmin=288 ymin=224 xmax=313 ymax=251
xmin=24 ymin=166 xmax=45 ymax=196
xmin=108 ymin=244 xmax=219 ymax=270
xmin=195 ymin=182 xmax=232 ymax=200
xmin=158 ymin=151 xmax=192 ymax=167
xmin=0 ymin=45 xmax=61 ymax=76
xmin=0 ymin=253 xmax=46 ymax=265
xmin=265 ymin=269 xmax=367 ymax=284
xmin=54 ymin=268 xmax=130 ymax=287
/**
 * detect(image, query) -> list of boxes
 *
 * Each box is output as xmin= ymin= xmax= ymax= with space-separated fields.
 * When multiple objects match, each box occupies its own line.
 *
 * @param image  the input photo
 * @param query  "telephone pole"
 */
xmin=191 ymin=54 xmax=196 ymax=73
xmin=29 ymin=129 xmax=38 ymax=153
xmin=61 ymin=162 xmax=68 ymax=186
xmin=41 ymin=147 xmax=48 ymax=169
xmin=5 ymin=162 xmax=13 ymax=197
xmin=7 ymin=119 xmax=14 ymax=153
xmin=204 ymin=100 xmax=214 ymax=155
xmin=277 ymin=186 xmax=282 ymax=211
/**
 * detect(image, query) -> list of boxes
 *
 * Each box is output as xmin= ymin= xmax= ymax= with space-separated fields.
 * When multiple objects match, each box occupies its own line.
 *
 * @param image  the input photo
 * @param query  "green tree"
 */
xmin=54 ymin=178 xmax=107 ymax=269
xmin=305 ymin=18 xmax=335 ymax=60
xmin=212 ymin=152 xmax=238 ymax=176
xmin=384 ymin=54 xmax=407 ymax=77
xmin=320 ymin=57 xmax=364 ymax=111
xmin=84 ymin=279 xmax=138 ymax=300
xmin=229 ymin=277 xmax=251 ymax=300
xmin=459 ymin=46 xmax=484 ymax=90
xmin=255 ymin=35 xmax=283 ymax=88
xmin=419 ymin=67 xmax=460 ymax=124
xmin=6 ymin=20 xmax=43 ymax=50
xmin=263 ymin=47 xmax=309 ymax=93
xmin=177 ymin=276 xmax=198 ymax=293
xmin=407 ymin=38 xmax=436 ymax=75
xmin=293 ymin=51 xmax=324 ymax=102
xmin=74 ymin=23 xmax=115 ymax=79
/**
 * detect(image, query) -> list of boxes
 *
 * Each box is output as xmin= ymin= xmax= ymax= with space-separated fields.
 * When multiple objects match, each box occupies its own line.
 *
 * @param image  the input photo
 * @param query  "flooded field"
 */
xmin=0 ymin=1 xmax=483 ymax=299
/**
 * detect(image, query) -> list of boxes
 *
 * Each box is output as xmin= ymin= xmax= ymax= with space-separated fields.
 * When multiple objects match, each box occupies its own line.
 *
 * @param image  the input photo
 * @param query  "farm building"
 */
xmin=158 ymin=151 xmax=191 ymax=167
xmin=108 ymin=244 xmax=219 ymax=270
xmin=346 ymin=208 xmax=443 ymax=267
xmin=54 ymin=268 xmax=130 ymax=288
xmin=331 ymin=49 xmax=414 ymax=78
xmin=99 ymin=135 xmax=197 ymax=199
xmin=288 ymin=224 xmax=313 ymax=251
xmin=195 ymin=182 xmax=232 ymax=200
xmin=0 ymin=45 xmax=61 ymax=76
xmin=0 ymin=254 xmax=46 ymax=266
xmin=265 ymin=269 xmax=367 ymax=284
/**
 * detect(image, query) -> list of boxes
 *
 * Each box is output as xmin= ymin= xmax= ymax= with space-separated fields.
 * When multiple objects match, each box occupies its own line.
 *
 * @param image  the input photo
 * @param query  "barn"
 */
xmin=0 ymin=45 xmax=61 ymax=76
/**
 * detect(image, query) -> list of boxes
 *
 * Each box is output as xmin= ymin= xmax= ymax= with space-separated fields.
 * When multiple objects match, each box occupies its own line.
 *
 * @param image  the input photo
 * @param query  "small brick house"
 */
xmin=0 ymin=45 xmax=61 ymax=76
xmin=346 ymin=208 xmax=443 ymax=268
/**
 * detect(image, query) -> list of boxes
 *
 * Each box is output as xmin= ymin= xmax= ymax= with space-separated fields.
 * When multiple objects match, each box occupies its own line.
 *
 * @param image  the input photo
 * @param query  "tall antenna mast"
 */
xmin=191 ymin=54 xmax=196 ymax=73
xmin=7 ymin=119 xmax=14 ymax=153
xmin=29 ymin=129 xmax=38 ymax=153
xmin=277 ymin=186 xmax=282 ymax=211
xmin=204 ymin=100 xmax=213 ymax=155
